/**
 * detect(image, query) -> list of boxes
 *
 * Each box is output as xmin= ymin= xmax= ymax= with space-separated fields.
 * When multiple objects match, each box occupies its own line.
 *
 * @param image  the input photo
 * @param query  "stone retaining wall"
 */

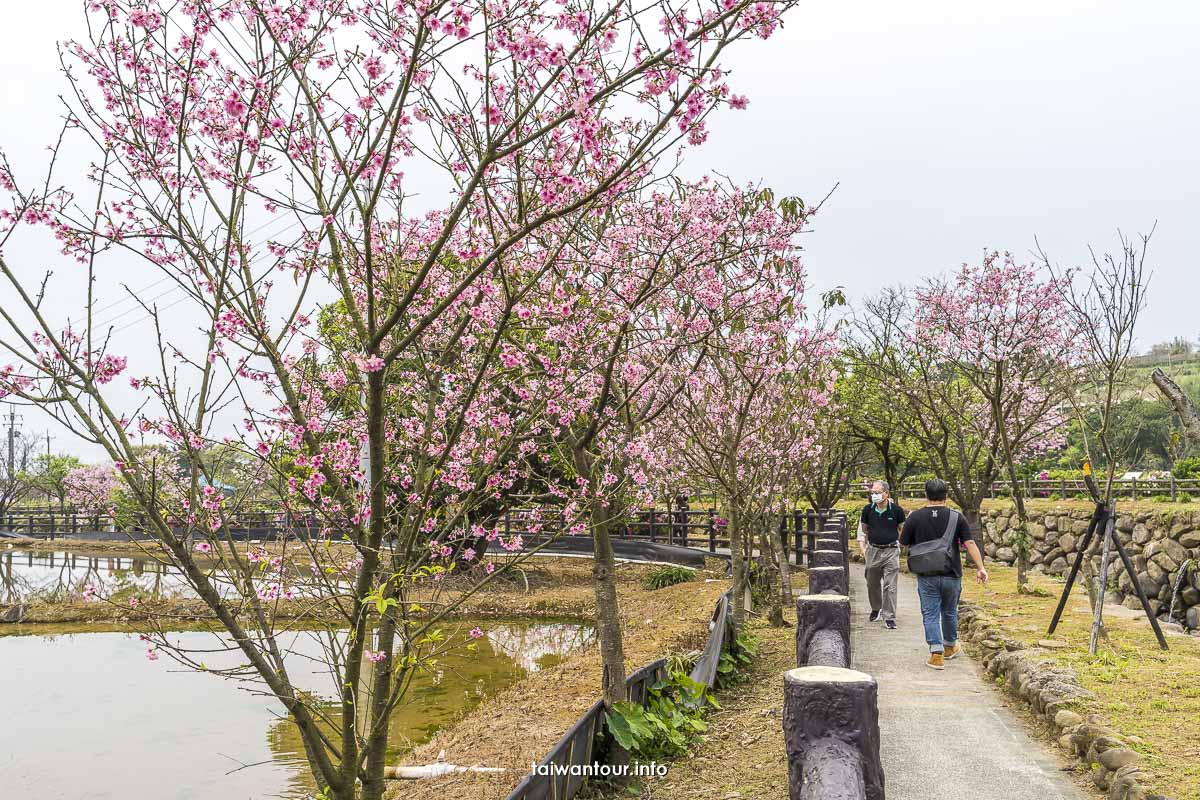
xmin=958 ymin=603 xmax=1170 ymax=800
xmin=978 ymin=506 xmax=1200 ymax=625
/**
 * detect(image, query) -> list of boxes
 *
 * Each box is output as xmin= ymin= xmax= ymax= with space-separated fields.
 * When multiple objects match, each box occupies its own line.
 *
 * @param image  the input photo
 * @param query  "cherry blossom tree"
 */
xmin=503 ymin=179 xmax=820 ymax=701
xmin=0 ymin=1 xmax=799 ymax=797
xmin=656 ymin=189 xmax=836 ymax=630
xmin=797 ymin=372 xmax=868 ymax=512
xmin=916 ymin=253 xmax=1072 ymax=591
xmin=62 ymin=462 xmax=122 ymax=515
xmin=850 ymin=287 xmax=999 ymax=528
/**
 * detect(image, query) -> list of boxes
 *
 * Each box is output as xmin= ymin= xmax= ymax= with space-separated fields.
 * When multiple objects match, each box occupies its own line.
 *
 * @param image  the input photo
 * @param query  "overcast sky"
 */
xmin=1 ymin=0 xmax=1198 ymax=460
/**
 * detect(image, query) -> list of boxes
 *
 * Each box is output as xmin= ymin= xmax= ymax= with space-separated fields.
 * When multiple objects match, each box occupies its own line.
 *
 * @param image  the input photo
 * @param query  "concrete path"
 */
xmin=849 ymin=564 xmax=1087 ymax=800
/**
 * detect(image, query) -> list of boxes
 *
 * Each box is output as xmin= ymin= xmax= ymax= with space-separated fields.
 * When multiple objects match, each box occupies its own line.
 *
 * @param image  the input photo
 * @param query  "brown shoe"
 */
xmin=926 ymin=652 xmax=945 ymax=670
xmin=944 ymin=643 xmax=961 ymax=660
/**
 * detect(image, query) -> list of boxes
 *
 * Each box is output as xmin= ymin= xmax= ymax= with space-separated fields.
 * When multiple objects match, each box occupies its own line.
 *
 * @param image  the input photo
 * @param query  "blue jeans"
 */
xmin=916 ymin=575 xmax=961 ymax=653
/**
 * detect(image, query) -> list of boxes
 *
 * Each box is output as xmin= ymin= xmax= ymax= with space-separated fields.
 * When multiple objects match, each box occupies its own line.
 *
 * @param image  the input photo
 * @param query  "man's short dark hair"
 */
xmin=924 ymin=478 xmax=949 ymax=501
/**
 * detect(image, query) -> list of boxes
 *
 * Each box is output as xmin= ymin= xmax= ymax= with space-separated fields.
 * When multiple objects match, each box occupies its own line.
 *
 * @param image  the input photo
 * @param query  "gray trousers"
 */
xmin=864 ymin=543 xmax=900 ymax=621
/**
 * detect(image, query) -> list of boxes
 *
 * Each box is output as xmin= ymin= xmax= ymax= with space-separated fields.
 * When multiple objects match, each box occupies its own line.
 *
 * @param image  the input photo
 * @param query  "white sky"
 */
xmin=1 ymin=0 xmax=1198 ymax=460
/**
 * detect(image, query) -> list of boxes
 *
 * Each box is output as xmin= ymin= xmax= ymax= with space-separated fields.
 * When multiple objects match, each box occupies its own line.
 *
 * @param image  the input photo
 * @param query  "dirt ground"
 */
xmin=621 ymin=615 xmax=794 ymax=800
xmin=387 ymin=563 xmax=730 ymax=800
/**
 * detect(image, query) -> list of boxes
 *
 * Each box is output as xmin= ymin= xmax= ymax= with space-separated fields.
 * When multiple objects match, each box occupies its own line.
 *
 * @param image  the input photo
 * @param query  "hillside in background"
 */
xmin=1130 ymin=355 xmax=1200 ymax=406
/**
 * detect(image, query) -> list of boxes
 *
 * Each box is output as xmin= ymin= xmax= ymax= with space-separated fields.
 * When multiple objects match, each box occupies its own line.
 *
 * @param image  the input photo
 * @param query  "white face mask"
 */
xmin=870 ymin=493 xmax=884 ymax=504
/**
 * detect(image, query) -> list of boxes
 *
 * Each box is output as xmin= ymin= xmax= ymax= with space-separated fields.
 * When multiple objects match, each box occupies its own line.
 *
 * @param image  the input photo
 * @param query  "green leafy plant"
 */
xmin=665 ymin=650 xmax=701 ymax=675
xmin=715 ymin=630 xmax=758 ymax=689
xmin=1172 ymin=456 xmax=1200 ymax=479
xmin=1090 ymin=649 xmax=1132 ymax=683
xmin=643 ymin=565 xmax=696 ymax=590
xmin=605 ymin=670 xmax=715 ymax=759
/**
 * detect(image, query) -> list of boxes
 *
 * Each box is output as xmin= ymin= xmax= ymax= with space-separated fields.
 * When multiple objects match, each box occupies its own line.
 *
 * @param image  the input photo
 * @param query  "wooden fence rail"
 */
xmin=895 ymin=476 xmax=1200 ymax=501
xmin=1 ymin=504 xmax=837 ymax=559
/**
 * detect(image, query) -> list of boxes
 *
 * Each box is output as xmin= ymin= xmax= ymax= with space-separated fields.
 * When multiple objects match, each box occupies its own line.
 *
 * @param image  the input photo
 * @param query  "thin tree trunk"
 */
xmin=729 ymin=502 xmax=746 ymax=631
xmin=590 ymin=512 xmax=628 ymax=706
xmin=776 ymin=510 xmax=794 ymax=607
xmin=992 ymin=392 xmax=1032 ymax=593
xmin=761 ymin=521 xmax=785 ymax=627
xmin=355 ymin=368 xmax=392 ymax=800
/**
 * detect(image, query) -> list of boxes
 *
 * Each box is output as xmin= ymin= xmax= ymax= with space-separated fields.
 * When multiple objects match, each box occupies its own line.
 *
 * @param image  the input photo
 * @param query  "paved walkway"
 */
xmin=850 ymin=563 xmax=1087 ymax=800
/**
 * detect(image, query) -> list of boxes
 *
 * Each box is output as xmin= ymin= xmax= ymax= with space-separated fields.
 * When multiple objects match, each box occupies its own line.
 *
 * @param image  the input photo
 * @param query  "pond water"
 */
xmin=0 ymin=619 xmax=593 ymax=799
xmin=0 ymin=548 xmax=359 ymax=603
xmin=0 ymin=549 xmax=195 ymax=602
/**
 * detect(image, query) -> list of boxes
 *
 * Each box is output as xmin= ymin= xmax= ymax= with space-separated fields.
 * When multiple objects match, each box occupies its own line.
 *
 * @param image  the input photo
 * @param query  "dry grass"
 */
xmin=591 ymin=574 xmax=808 ymax=800
xmin=961 ymin=564 xmax=1200 ymax=800
xmin=387 ymin=560 xmax=730 ymax=800
xmin=626 ymin=616 xmax=794 ymax=800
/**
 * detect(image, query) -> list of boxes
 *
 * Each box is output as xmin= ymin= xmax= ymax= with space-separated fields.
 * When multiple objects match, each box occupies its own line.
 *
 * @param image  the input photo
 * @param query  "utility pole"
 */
xmin=44 ymin=431 xmax=54 ymax=505
xmin=5 ymin=405 xmax=20 ymax=479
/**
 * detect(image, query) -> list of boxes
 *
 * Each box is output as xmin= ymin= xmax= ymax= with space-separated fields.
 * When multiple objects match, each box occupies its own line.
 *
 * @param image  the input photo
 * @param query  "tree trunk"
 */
xmin=880 ymin=439 xmax=898 ymax=492
xmin=776 ymin=510 xmax=794 ymax=608
xmin=729 ymin=502 xmax=747 ymax=631
xmin=992 ymin=394 xmax=1032 ymax=593
xmin=1153 ymin=368 xmax=1200 ymax=447
xmin=357 ymin=368 xmax=392 ymax=800
xmin=757 ymin=522 xmax=785 ymax=627
xmin=590 ymin=513 xmax=628 ymax=706
xmin=567 ymin=445 xmax=628 ymax=708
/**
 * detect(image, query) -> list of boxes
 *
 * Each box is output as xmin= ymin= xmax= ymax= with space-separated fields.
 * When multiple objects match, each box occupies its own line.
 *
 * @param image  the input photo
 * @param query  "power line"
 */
xmin=105 ymin=214 xmax=311 ymax=336
xmin=62 ymin=209 xmax=304 ymax=332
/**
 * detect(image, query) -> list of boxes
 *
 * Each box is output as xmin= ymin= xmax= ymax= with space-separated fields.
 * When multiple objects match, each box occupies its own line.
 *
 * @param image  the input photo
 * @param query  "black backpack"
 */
xmin=906 ymin=508 xmax=958 ymax=576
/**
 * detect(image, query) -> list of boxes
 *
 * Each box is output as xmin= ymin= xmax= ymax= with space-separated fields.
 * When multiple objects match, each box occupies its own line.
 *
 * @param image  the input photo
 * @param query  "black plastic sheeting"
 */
xmin=519 ymin=535 xmax=727 ymax=567
xmin=689 ymin=591 xmax=734 ymax=689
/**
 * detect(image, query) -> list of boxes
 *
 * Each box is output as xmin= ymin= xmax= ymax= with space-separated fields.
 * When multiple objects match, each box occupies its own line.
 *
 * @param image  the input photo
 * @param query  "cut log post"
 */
xmin=783 ymin=666 xmax=884 ymax=800
xmin=808 ymin=566 xmax=848 ymax=596
xmin=812 ymin=548 xmax=849 ymax=588
xmin=796 ymin=594 xmax=851 ymax=668
xmin=811 ymin=549 xmax=843 ymax=570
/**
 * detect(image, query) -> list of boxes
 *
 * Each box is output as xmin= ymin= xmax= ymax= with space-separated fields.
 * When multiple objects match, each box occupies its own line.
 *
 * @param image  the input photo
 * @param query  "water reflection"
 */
xmin=0 ymin=548 xmax=352 ymax=603
xmin=0 ymin=549 xmax=192 ymax=602
xmin=0 ymin=620 xmax=593 ymax=799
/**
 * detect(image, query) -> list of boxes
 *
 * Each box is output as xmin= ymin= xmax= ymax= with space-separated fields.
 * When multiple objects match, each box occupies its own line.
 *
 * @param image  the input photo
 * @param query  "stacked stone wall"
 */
xmin=979 ymin=506 xmax=1200 ymax=625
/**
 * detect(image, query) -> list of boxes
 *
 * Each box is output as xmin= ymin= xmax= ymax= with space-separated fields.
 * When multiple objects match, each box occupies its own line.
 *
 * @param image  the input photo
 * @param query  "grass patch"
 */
xmin=961 ymin=564 xmax=1200 ymax=799
xmin=643 ymin=565 xmax=696 ymax=591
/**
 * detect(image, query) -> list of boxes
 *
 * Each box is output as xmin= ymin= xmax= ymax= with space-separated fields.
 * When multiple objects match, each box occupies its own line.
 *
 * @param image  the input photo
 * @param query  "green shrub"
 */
xmin=644 ymin=565 xmax=696 ymax=590
xmin=715 ymin=630 xmax=758 ymax=690
xmin=1173 ymin=456 xmax=1200 ymax=479
xmin=606 ymin=670 xmax=715 ymax=759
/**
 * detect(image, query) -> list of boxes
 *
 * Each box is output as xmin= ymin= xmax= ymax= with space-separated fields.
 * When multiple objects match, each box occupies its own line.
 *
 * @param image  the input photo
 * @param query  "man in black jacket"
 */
xmin=900 ymin=479 xmax=988 ymax=670
xmin=858 ymin=479 xmax=905 ymax=629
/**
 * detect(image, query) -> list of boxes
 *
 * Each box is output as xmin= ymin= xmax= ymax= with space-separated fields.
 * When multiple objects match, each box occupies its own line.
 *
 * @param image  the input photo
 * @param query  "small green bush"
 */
xmin=644 ymin=565 xmax=696 ymax=590
xmin=606 ymin=670 xmax=715 ymax=759
xmin=1172 ymin=456 xmax=1200 ymax=479
xmin=715 ymin=630 xmax=758 ymax=690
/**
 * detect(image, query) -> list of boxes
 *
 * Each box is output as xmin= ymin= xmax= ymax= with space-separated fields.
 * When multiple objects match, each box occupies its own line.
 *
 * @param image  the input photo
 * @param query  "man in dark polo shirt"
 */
xmin=900 ymin=478 xmax=988 ymax=670
xmin=858 ymin=479 xmax=905 ymax=629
